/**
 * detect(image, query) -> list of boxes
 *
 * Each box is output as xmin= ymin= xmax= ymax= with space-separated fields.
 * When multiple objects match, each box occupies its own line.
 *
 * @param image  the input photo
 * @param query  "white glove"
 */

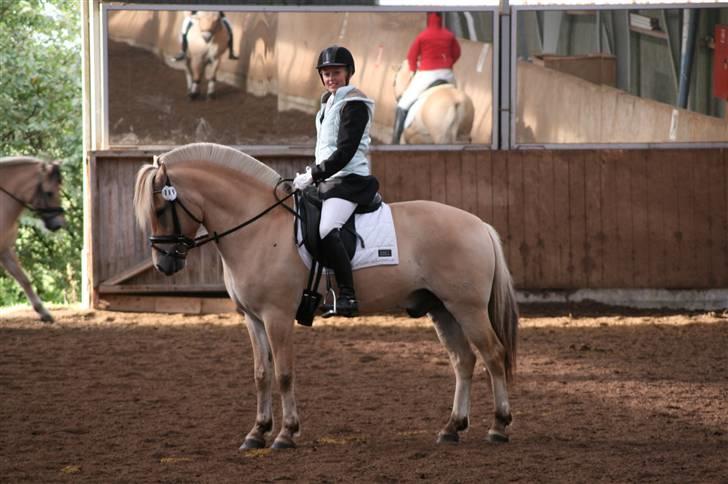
xmin=293 ymin=166 xmax=313 ymax=191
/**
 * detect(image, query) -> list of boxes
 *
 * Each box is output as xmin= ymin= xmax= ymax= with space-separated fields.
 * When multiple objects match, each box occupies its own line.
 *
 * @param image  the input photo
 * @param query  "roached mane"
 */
xmin=133 ymin=143 xmax=281 ymax=231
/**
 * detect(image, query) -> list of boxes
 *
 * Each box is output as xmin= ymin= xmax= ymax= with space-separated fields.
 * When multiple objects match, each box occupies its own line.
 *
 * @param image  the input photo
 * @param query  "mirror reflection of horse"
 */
xmin=393 ymin=60 xmax=475 ymax=144
xmin=134 ymin=143 xmax=518 ymax=449
xmin=0 ymin=157 xmax=65 ymax=323
xmin=183 ymin=12 xmax=230 ymax=99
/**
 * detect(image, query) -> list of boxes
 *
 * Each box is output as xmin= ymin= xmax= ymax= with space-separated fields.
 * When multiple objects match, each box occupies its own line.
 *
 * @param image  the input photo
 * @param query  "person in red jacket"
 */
xmin=392 ymin=12 xmax=461 ymax=144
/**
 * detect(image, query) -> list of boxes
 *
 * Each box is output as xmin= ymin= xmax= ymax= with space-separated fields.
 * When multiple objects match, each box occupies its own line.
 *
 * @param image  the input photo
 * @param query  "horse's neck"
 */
xmin=0 ymin=163 xmax=39 ymax=200
xmin=193 ymin=172 xmax=287 ymax=241
xmin=0 ymin=164 xmax=37 ymax=236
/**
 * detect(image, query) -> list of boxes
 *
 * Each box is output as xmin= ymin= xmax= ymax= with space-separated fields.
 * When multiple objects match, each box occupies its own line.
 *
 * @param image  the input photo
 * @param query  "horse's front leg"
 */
xmin=186 ymin=59 xmax=201 ymax=99
xmin=240 ymin=311 xmax=274 ymax=449
xmin=263 ymin=309 xmax=299 ymax=449
xmin=206 ymin=57 xmax=221 ymax=98
xmin=0 ymin=248 xmax=52 ymax=323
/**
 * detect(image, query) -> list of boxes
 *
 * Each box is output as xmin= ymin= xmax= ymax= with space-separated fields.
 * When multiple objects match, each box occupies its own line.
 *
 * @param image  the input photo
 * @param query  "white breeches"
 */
xmin=320 ymin=197 xmax=357 ymax=239
xmin=397 ymin=68 xmax=456 ymax=110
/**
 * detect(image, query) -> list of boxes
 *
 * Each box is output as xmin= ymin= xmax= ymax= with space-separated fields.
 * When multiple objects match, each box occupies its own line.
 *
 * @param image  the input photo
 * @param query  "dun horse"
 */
xmin=0 ymin=157 xmax=65 ymax=322
xmin=134 ymin=143 xmax=518 ymax=449
xmin=182 ymin=12 xmax=230 ymax=99
xmin=393 ymin=60 xmax=474 ymax=144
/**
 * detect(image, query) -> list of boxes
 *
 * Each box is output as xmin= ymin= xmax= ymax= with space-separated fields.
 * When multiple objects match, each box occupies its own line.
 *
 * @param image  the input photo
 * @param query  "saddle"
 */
xmin=295 ymin=186 xmax=382 ymax=267
xmin=294 ymin=186 xmax=382 ymax=326
xmin=424 ymin=79 xmax=451 ymax=91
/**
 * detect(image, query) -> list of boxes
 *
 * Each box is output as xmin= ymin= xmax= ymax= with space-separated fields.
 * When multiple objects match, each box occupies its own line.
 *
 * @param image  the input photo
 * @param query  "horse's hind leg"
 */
xmin=240 ymin=311 xmax=274 ymax=449
xmin=430 ymin=306 xmax=477 ymax=444
xmin=0 ymin=248 xmax=52 ymax=323
xmin=446 ymin=304 xmax=512 ymax=443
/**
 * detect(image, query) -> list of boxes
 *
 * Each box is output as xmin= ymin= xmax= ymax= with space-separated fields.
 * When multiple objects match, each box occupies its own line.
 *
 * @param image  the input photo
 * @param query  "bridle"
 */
xmin=149 ymin=173 xmax=295 ymax=261
xmin=0 ymin=176 xmax=65 ymax=223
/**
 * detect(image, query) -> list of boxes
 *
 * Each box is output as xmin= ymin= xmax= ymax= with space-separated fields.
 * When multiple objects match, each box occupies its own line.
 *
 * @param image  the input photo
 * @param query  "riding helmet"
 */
xmin=315 ymin=45 xmax=355 ymax=75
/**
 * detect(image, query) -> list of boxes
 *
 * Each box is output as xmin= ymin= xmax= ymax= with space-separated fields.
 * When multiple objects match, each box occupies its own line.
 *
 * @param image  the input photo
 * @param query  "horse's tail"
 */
xmin=484 ymin=223 xmax=519 ymax=382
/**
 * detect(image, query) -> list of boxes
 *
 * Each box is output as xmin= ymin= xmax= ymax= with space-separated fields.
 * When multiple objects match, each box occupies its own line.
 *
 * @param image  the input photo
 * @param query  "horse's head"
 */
xmin=392 ymin=60 xmax=412 ymax=101
xmin=196 ymin=11 xmax=223 ymax=43
xmin=34 ymin=162 xmax=65 ymax=232
xmin=134 ymin=162 xmax=203 ymax=276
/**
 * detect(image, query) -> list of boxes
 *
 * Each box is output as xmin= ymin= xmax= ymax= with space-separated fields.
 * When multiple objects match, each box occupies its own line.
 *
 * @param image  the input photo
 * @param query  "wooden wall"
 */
xmin=90 ymin=148 xmax=728 ymax=310
xmin=372 ymin=149 xmax=727 ymax=289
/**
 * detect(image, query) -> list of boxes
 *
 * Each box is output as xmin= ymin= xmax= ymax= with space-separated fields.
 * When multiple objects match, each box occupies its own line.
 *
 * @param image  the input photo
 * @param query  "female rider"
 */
xmin=293 ymin=45 xmax=379 ymax=318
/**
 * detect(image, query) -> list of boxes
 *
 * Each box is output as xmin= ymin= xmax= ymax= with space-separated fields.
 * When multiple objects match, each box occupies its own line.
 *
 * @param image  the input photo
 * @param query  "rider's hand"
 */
xmin=293 ymin=166 xmax=313 ymax=191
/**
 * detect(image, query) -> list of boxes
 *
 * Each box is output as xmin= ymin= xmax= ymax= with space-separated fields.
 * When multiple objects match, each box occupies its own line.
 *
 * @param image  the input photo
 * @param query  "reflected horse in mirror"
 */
xmin=393 ymin=60 xmax=474 ymax=144
xmin=134 ymin=142 xmax=518 ymax=449
xmin=183 ymin=12 xmax=230 ymax=99
xmin=0 ymin=157 xmax=65 ymax=323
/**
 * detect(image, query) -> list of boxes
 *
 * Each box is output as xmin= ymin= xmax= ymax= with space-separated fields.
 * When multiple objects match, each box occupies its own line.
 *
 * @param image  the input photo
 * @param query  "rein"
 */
xmin=149 ymin=175 xmax=295 ymax=259
xmin=0 ymin=183 xmax=65 ymax=218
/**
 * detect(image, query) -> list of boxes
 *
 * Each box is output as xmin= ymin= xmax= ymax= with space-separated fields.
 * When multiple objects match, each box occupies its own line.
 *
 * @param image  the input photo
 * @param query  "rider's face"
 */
xmin=320 ymin=66 xmax=348 ymax=93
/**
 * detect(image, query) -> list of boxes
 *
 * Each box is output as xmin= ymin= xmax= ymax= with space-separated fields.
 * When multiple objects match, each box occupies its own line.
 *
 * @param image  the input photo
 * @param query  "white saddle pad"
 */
xmin=297 ymin=202 xmax=399 ymax=271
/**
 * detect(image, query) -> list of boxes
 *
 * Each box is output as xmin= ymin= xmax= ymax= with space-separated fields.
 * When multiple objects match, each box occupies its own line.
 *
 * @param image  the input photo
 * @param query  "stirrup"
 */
xmin=321 ymin=290 xmax=359 ymax=318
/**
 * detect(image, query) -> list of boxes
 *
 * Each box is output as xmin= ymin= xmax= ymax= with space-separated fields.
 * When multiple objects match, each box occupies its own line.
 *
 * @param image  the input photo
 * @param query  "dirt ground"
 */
xmin=1 ymin=305 xmax=726 ymax=483
xmin=108 ymin=39 xmax=317 ymax=147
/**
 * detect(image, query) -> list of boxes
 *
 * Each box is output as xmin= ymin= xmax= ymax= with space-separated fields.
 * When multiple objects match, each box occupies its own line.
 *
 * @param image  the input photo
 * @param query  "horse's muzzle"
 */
xmin=155 ymin=255 xmax=186 ymax=276
xmin=43 ymin=215 xmax=66 ymax=232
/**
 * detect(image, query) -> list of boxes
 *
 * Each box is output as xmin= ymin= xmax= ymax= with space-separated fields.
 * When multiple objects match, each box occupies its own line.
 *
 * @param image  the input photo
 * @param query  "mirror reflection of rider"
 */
xmin=172 ymin=11 xmax=238 ymax=61
xmin=392 ymin=12 xmax=461 ymax=144
xmin=292 ymin=45 xmax=379 ymax=318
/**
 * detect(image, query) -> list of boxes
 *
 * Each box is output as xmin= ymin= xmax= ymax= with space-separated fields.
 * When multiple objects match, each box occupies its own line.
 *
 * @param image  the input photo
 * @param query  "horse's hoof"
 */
xmin=40 ymin=314 xmax=54 ymax=324
xmin=271 ymin=439 xmax=296 ymax=449
xmin=487 ymin=430 xmax=509 ymax=443
xmin=239 ymin=438 xmax=265 ymax=450
xmin=436 ymin=431 xmax=459 ymax=444
xmin=188 ymin=93 xmax=200 ymax=100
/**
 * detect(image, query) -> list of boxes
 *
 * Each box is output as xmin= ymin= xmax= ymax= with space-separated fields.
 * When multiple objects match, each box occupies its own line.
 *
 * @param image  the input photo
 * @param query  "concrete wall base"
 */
xmin=518 ymin=289 xmax=728 ymax=311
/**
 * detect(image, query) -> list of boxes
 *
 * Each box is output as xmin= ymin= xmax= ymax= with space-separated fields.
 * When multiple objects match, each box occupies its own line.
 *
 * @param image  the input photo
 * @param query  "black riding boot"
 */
xmin=173 ymin=32 xmax=189 ymax=61
xmin=223 ymin=21 xmax=239 ymax=59
xmin=320 ymin=229 xmax=359 ymax=318
xmin=391 ymin=107 xmax=408 ymax=144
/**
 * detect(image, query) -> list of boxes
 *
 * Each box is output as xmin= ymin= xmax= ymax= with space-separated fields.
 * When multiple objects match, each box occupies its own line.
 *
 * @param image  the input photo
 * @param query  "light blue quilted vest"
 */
xmin=315 ymin=85 xmax=375 ymax=178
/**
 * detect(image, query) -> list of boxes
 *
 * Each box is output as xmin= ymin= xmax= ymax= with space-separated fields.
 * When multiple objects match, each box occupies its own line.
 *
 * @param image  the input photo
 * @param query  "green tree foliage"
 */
xmin=0 ymin=1 xmax=82 ymax=305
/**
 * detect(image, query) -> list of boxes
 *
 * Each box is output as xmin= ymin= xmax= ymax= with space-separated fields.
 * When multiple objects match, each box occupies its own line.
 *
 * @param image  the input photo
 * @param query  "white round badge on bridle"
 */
xmin=161 ymin=186 xmax=177 ymax=201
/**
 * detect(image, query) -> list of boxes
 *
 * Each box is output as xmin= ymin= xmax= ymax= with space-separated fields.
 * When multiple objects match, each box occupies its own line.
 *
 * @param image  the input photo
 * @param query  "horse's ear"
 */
xmin=50 ymin=162 xmax=62 ymax=182
xmin=154 ymin=162 xmax=168 ymax=187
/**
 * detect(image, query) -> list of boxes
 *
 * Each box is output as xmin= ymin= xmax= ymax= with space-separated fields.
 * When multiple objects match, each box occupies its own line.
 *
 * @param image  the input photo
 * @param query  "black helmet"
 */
xmin=316 ymin=45 xmax=355 ymax=75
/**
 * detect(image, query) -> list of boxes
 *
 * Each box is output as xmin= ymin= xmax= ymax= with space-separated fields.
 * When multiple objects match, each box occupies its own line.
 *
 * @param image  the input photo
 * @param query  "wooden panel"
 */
xmin=507 ymin=151 xmax=526 ymax=285
xmin=92 ymin=148 xmax=728 ymax=311
xmin=551 ymin=151 xmax=571 ymax=287
xmin=583 ymin=150 xmax=603 ymax=286
xmin=91 ymin=152 xmax=313 ymax=298
xmin=522 ymin=149 xmax=542 ymax=286
xmin=630 ymin=151 xmax=650 ymax=287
